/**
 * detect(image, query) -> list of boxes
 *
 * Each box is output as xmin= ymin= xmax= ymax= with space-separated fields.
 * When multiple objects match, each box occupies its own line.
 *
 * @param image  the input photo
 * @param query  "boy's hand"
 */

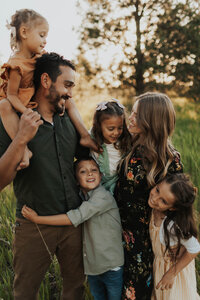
xmin=22 ymin=205 xmax=38 ymax=222
xmin=156 ymin=269 xmax=175 ymax=290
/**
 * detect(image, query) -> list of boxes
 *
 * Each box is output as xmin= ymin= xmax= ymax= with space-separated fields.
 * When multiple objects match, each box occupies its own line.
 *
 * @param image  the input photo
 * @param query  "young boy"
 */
xmin=22 ymin=157 xmax=124 ymax=300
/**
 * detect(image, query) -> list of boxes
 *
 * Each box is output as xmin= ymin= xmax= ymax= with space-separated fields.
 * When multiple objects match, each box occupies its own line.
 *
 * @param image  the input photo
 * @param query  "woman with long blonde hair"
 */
xmin=115 ymin=92 xmax=183 ymax=299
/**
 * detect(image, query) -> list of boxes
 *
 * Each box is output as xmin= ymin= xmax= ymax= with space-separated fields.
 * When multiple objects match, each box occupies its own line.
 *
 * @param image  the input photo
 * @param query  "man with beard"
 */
xmin=0 ymin=52 xmax=88 ymax=300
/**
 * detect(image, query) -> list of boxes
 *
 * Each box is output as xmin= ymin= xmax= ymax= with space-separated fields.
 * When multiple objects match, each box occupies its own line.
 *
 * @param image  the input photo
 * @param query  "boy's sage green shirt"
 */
xmin=67 ymin=185 xmax=124 ymax=275
xmin=0 ymin=112 xmax=89 ymax=218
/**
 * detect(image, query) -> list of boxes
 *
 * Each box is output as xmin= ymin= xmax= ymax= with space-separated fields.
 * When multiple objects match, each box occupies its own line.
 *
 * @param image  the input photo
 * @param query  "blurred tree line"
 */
xmin=76 ymin=0 xmax=200 ymax=101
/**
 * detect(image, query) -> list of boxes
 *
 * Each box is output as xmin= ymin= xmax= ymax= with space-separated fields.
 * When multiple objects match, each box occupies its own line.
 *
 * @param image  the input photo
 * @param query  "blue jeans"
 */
xmin=87 ymin=267 xmax=123 ymax=300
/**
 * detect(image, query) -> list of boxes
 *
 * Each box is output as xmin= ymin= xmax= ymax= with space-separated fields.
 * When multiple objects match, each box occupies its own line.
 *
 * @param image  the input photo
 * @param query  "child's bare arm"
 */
xmin=22 ymin=205 xmax=72 ymax=226
xmin=156 ymin=248 xmax=199 ymax=290
xmin=7 ymin=69 xmax=27 ymax=113
xmin=0 ymin=69 xmax=34 ymax=169
xmin=66 ymin=99 xmax=98 ymax=151
xmin=65 ymin=99 xmax=87 ymax=136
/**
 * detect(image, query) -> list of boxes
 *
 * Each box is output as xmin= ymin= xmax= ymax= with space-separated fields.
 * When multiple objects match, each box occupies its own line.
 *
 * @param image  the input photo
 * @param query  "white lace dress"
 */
xmin=150 ymin=211 xmax=200 ymax=300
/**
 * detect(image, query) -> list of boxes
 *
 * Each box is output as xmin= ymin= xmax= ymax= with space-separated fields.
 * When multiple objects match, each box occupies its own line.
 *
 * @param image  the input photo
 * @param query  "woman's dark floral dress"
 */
xmin=115 ymin=147 xmax=183 ymax=300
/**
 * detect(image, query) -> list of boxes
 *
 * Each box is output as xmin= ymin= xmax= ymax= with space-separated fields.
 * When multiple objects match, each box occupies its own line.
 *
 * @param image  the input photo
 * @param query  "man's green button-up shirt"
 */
xmin=0 ymin=112 xmax=88 ymax=218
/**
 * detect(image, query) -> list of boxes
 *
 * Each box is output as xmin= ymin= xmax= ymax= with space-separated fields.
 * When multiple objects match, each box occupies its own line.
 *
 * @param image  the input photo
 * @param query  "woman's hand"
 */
xmin=22 ymin=205 xmax=38 ymax=222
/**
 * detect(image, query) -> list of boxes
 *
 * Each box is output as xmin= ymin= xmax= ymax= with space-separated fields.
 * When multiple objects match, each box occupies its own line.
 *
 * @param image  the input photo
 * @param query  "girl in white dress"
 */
xmin=148 ymin=173 xmax=200 ymax=300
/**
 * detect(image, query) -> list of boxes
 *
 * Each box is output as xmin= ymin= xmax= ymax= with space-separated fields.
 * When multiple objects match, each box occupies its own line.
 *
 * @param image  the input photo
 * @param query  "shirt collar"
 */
xmin=79 ymin=185 xmax=101 ymax=201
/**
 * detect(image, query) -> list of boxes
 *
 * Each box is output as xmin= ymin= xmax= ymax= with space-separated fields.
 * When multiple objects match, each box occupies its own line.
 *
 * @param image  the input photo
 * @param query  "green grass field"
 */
xmin=0 ymin=98 xmax=199 ymax=299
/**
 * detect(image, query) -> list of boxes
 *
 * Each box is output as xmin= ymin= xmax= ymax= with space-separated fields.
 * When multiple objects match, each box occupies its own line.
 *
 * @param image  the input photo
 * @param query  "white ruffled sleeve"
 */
xmin=159 ymin=219 xmax=200 ymax=253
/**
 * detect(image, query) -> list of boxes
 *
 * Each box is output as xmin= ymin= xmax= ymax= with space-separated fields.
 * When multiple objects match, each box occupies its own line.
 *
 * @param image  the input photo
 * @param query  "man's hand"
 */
xmin=0 ymin=109 xmax=43 ymax=190
xmin=16 ymin=109 xmax=43 ymax=170
xmin=17 ymin=109 xmax=43 ymax=144
xmin=22 ymin=205 xmax=38 ymax=222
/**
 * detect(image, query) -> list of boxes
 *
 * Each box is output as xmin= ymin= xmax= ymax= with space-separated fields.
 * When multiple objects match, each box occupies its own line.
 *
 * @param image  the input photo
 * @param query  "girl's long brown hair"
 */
xmin=123 ymin=92 xmax=176 ymax=187
xmin=162 ymin=173 xmax=198 ymax=261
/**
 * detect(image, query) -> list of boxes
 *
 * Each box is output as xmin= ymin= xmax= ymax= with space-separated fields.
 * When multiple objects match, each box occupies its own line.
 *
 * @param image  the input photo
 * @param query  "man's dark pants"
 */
xmin=13 ymin=218 xmax=85 ymax=300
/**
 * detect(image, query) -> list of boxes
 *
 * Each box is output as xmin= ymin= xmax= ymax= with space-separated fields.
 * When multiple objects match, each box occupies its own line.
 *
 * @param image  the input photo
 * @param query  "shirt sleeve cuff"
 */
xmin=67 ymin=210 xmax=82 ymax=227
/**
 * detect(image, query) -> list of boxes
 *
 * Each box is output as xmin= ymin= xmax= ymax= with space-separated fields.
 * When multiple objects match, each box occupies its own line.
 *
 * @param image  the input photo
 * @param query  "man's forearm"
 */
xmin=0 ymin=135 xmax=26 ymax=190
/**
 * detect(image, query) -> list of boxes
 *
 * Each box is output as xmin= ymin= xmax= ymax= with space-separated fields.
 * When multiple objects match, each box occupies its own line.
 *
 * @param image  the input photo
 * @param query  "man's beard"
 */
xmin=47 ymin=84 xmax=67 ymax=114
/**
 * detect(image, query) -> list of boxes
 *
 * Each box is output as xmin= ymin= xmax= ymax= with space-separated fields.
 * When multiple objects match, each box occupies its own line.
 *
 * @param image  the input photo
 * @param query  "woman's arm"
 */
xmin=156 ymin=248 xmax=199 ymax=290
xmin=22 ymin=205 xmax=72 ymax=226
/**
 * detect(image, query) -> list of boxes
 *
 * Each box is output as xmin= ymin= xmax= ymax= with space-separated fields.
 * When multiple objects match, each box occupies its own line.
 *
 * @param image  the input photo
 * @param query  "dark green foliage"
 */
xmin=77 ymin=0 xmax=200 ymax=101
xmin=146 ymin=2 xmax=200 ymax=101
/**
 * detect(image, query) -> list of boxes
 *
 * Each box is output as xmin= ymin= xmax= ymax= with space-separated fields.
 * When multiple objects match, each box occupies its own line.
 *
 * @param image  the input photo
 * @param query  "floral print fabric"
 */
xmin=115 ymin=147 xmax=183 ymax=299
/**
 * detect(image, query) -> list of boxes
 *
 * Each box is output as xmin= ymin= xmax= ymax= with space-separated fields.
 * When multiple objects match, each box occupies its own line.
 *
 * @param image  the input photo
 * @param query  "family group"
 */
xmin=0 ymin=8 xmax=199 ymax=300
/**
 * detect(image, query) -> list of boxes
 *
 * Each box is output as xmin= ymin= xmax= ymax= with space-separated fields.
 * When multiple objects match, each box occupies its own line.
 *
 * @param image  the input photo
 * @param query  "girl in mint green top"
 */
xmin=91 ymin=99 xmax=132 ymax=194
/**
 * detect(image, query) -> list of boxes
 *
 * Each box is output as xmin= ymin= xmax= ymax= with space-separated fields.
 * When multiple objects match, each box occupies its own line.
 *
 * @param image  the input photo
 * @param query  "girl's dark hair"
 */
xmin=162 ymin=173 xmax=198 ymax=261
xmin=92 ymin=101 xmax=132 ymax=155
xmin=9 ymin=9 xmax=47 ymax=50
xmin=33 ymin=52 xmax=75 ymax=91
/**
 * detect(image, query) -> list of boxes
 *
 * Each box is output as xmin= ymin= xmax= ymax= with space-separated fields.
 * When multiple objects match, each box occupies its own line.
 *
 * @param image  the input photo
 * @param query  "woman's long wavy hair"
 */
xmin=162 ymin=173 xmax=198 ymax=261
xmin=92 ymin=101 xmax=132 ymax=155
xmin=123 ymin=92 xmax=176 ymax=187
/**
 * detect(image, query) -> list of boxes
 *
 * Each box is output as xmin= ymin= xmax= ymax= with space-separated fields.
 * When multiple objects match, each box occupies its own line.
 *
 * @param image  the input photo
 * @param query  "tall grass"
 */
xmin=173 ymin=102 xmax=200 ymax=211
xmin=0 ymin=98 xmax=199 ymax=298
xmin=172 ymin=101 xmax=200 ymax=292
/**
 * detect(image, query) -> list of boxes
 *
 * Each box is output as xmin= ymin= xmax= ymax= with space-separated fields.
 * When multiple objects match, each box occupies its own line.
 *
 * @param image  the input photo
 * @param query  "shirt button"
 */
xmin=63 ymin=176 xmax=66 ymax=180
xmin=84 ymin=253 xmax=86 ymax=257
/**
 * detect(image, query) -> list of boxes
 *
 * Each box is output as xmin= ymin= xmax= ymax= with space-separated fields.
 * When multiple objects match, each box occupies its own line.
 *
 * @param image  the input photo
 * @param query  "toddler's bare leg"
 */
xmin=0 ymin=99 xmax=32 ymax=169
xmin=16 ymin=146 xmax=32 ymax=171
xmin=0 ymin=99 xmax=19 ymax=138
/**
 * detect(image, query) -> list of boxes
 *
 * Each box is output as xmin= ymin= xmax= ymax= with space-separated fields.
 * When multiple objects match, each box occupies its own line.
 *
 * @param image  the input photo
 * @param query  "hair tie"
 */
xmin=96 ymin=98 xmax=125 ymax=111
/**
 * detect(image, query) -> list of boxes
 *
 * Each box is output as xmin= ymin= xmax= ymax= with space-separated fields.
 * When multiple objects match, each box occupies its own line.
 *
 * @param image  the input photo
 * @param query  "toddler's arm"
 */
xmin=7 ymin=69 xmax=27 ymax=113
xmin=156 ymin=248 xmax=199 ymax=290
xmin=0 ymin=70 xmax=34 ymax=169
xmin=22 ymin=205 xmax=72 ymax=225
xmin=66 ymin=99 xmax=98 ymax=151
xmin=0 ymin=69 xmax=27 ymax=141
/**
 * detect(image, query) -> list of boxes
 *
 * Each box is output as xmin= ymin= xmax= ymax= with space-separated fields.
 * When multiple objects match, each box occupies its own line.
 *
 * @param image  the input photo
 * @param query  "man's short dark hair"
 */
xmin=33 ymin=52 xmax=76 ymax=91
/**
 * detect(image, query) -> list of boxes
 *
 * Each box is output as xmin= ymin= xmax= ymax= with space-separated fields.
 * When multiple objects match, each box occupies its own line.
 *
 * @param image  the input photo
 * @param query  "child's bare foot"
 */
xmin=80 ymin=135 xmax=99 ymax=152
xmin=16 ymin=147 xmax=32 ymax=171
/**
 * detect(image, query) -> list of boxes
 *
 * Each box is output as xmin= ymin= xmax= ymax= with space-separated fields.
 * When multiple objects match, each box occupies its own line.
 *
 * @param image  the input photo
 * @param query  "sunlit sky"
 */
xmin=0 ymin=0 xmax=82 ymax=64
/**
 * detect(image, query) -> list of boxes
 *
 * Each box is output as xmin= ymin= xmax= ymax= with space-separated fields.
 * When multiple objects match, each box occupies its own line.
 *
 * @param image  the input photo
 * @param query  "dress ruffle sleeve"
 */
xmin=0 ymin=56 xmax=37 ymax=108
xmin=1 ymin=62 xmax=24 ymax=80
